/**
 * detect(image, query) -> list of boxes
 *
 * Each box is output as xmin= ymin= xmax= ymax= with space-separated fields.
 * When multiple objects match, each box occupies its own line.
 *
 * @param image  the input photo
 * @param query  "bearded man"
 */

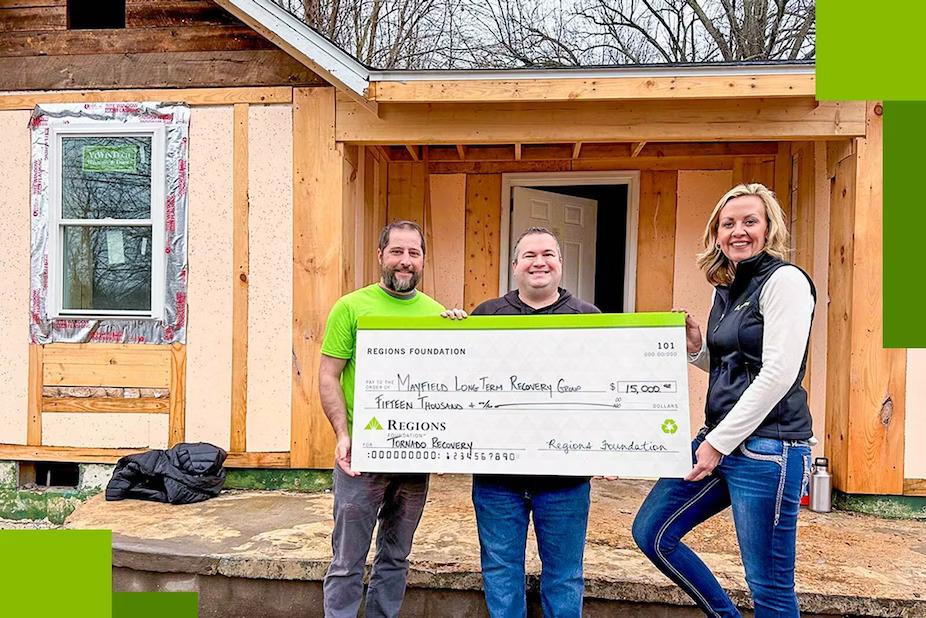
xmin=318 ymin=220 xmax=449 ymax=617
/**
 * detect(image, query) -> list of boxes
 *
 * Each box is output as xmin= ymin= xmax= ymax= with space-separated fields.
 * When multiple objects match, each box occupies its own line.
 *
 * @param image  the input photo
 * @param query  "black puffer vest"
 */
xmin=705 ymin=252 xmax=815 ymax=440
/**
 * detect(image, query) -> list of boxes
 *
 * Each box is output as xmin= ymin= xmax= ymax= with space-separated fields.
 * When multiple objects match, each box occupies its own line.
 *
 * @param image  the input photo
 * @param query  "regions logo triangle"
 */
xmin=661 ymin=418 xmax=678 ymax=435
xmin=365 ymin=417 xmax=383 ymax=430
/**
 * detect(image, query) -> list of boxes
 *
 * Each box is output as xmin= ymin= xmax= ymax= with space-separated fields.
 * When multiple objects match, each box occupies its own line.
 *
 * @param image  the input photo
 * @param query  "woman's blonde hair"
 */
xmin=696 ymin=183 xmax=790 ymax=286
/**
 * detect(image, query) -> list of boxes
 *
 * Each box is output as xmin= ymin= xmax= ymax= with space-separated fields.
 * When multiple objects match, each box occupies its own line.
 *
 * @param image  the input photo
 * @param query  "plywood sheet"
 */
xmin=246 ymin=104 xmax=293 ymax=452
xmin=185 ymin=105 xmax=234 ymax=450
xmin=463 ymin=174 xmax=502 ymax=311
xmin=673 ymin=171 xmax=733 ymax=437
xmin=0 ymin=110 xmax=32 ymax=444
xmin=427 ymin=174 xmax=466 ymax=309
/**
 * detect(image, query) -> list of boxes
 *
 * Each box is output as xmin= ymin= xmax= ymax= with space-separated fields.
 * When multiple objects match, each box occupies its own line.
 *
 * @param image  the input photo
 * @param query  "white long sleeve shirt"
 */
xmin=688 ymin=265 xmax=814 ymax=455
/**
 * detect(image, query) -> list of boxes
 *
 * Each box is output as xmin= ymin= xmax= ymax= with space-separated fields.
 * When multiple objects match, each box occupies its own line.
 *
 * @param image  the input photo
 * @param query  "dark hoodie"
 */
xmin=472 ymin=288 xmax=600 ymax=491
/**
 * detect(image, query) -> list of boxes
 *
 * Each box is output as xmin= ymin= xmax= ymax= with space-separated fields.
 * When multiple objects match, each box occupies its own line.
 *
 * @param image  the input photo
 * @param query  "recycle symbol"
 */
xmin=661 ymin=418 xmax=678 ymax=435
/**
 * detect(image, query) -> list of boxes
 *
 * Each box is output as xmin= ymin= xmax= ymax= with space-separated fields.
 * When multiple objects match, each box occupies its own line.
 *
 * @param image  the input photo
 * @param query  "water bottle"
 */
xmin=809 ymin=457 xmax=832 ymax=513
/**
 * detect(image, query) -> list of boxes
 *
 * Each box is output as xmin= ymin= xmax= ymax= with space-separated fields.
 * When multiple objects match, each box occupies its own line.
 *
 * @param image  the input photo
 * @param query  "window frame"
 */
xmin=47 ymin=123 xmax=167 ymax=320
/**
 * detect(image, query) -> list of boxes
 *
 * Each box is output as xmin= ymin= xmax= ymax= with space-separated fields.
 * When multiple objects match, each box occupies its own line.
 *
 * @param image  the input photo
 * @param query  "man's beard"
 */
xmin=381 ymin=266 xmax=420 ymax=292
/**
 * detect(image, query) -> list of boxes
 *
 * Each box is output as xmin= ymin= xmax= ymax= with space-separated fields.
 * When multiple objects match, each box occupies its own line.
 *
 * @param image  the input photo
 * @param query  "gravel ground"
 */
xmin=0 ymin=518 xmax=60 ymax=529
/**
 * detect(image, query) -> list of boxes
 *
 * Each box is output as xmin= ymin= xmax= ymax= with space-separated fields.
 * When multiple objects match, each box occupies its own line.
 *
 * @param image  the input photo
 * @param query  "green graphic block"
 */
xmin=82 ymin=145 xmax=138 ymax=173
xmin=365 ymin=417 xmax=383 ymax=430
xmin=113 ymin=592 xmax=198 ymax=617
xmin=661 ymin=419 xmax=678 ymax=435
xmin=0 ymin=530 xmax=111 ymax=617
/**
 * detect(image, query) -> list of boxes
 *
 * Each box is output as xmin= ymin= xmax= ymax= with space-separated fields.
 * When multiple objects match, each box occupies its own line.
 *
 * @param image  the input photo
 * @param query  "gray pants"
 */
xmin=323 ymin=465 xmax=429 ymax=618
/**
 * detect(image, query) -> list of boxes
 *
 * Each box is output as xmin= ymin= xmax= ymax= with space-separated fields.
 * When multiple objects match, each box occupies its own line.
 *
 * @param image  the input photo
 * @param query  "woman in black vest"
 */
xmin=632 ymin=183 xmax=815 ymax=617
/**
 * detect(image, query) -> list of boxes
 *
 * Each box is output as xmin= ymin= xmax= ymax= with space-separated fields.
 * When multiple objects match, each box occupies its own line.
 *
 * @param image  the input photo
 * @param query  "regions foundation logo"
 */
xmin=661 ymin=418 xmax=678 ymax=435
xmin=365 ymin=417 xmax=383 ymax=430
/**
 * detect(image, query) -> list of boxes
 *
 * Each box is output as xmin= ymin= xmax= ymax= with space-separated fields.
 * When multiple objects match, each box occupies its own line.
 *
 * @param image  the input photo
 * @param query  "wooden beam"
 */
xmin=212 ymin=0 xmax=377 ymax=115
xmin=426 ymin=156 xmax=761 ymax=175
xmin=825 ymin=102 xmax=906 ymax=494
xmin=42 ymin=397 xmax=169 ymax=413
xmin=635 ymin=171 xmax=678 ymax=311
xmin=0 ymin=51 xmax=322 ymax=91
xmin=368 ymin=73 xmax=817 ymax=103
xmin=514 ymin=143 xmax=522 ymax=161
xmin=0 ymin=444 xmax=291 ymax=468
xmin=336 ymin=96 xmax=866 ymax=144
xmin=0 ymin=87 xmax=293 ymax=111
xmin=168 ymin=344 xmax=186 ymax=448
xmin=904 ymin=479 xmax=926 ymax=496
xmin=291 ymin=88 xmax=342 ymax=468
xmin=572 ymin=142 xmax=582 ymax=159
xmin=230 ymin=103 xmax=250 ymax=454
xmin=456 ymin=144 xmax=466 ymax=160
xmin=27 ymin=345 xmax=42 ymax=446
xmin=463 ymin=175 xmax=502 ymax=312
xmin=631 ymin=141 xmax=646 ymax=158
xmin=405 ymin=144 xmax=420 ymax=161
xmin=43 ymin=363 xmax=170 ymax=388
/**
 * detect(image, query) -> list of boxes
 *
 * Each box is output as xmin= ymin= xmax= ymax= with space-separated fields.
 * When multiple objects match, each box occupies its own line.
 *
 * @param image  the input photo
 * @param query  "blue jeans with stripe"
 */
xmin=632 ymin=430 xmax=811 ymax=617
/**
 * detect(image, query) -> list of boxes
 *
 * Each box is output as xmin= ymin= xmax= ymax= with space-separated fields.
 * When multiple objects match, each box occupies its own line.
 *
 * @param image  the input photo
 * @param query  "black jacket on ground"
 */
xmin=105 ymin=442 xmax=227 ymax=504
xmin=472 ymin=288 xmax=600 ymax=491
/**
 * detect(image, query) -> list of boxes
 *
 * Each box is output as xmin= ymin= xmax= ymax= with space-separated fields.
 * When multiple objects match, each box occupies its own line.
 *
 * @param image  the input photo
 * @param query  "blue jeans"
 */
xmin=632 ymin=431 xmax=811 ymax=618
xmin=472 ymin=477 xmax=590 ymax=618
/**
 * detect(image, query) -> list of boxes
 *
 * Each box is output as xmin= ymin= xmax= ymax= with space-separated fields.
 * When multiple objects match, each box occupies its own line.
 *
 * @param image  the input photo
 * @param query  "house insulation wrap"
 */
xmin=29 ymin=102 xmax=190 ymax=344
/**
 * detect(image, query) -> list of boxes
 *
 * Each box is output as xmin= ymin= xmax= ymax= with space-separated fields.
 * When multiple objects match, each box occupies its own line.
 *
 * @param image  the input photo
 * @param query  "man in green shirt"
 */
xmin=319 ymin=220 xmax=450 ymax=618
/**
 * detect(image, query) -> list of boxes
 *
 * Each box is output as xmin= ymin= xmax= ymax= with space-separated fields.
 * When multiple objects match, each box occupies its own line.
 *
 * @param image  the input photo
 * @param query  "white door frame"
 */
xmin=500 ymin=171 xmax=640 ymax=312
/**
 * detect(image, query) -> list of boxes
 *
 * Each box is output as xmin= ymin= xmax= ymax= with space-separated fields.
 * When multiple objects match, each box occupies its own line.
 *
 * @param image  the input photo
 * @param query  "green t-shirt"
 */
xmin=320 ymin=283 xmax=445 ymax=427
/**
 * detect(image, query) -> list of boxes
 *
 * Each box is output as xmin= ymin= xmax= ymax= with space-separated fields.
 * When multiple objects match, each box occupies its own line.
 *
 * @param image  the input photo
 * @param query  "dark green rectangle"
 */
xmin=0 ymin=530 xmax=111 ymax=617
xmin=818 ymin=2 xmax=924 ymax=100
xmin=883 ymin=102 xmax=926 ymax=347
xmin=113 ymin=592 xmax=198 ymax=617
xmin=358 ymin=312 xmax=684 ymax=331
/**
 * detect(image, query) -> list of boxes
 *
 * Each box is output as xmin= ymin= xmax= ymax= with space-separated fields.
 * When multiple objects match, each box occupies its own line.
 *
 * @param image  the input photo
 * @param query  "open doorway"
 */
xmin=500 ymin=172 xmax=639 ymax=313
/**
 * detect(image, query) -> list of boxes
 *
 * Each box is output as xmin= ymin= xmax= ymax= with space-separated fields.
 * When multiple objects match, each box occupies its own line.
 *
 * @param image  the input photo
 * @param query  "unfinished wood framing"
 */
xmin=904 ymin=479 xmax=926 ymax=496
xmin=825 ymin=103 xmax=906 ymax=494
xmin=0 ymin=87 xmax=294 ymax=111
xmin=291 ymin=87 xmax=343 ymax=468
xmin=42 ymin=398 xmax=169 ymax=413
xmin=168 ymin=344 xmax=186 ymax=447
xmin=368 ymin=73 xmax=817 ymax=103
xmin=635 ymin=171 xmax=678 ymax=311
xmin=230 ymin=103 xmax=250 ymax=453
xmin=27 ymin=345 xmax=42 ymax=446
xmin=462 ymin=175 xmax=502 ymax=312
xmin=336 ymin=96 xmax=866 ymax=144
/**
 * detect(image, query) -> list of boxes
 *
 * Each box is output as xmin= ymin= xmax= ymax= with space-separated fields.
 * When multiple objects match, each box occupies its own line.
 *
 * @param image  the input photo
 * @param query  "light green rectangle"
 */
xmin=82 ymin=145 xmax=138 ymax=173
xmin=358 ymin=312 xmax=684 ymax=331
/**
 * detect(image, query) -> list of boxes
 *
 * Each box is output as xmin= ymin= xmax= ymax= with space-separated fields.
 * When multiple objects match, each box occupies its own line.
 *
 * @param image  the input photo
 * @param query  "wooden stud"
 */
xmin=168 ymin=343 xmax=186 ymax=447
xmin=463 ymin=175 xmax=502 ymax=312
xmin=635 ymin=171 xmax=678 ymax=311
xmin=291 ymin=87 xmax=343 ymax=468
xmin=43 ymin=363 xmax=170 ymax=388
xmin=42 ymin=343 xmax=171 ymax=366
xmin=456 ymin=144 xmax=466 ymax=160
xmin=572 ymin=142 xmax=582 ymax=159
xmin=631 ymin=141 xmax=646 ymax=158
xmin=27 ymin=344 xmax=42 ymax=446
xmin=514 ymin=143 xmax=522 ymax=161
xmin=368 ymin=74 xmax=817 ymax=103
xmin=0 ymin=87 xmax=293 ymax=111
xmin=43 ymin=397 xmax=170 ymax=413
xmin=230 ymin=103 xmax=250 ymax=453
xmin=405 ymin=144 xmax=420 ymax=161
xmin=336 ymin=95 xmax=866 ymax=144
xmin=825 ymin=102 xmax=906 ymax=494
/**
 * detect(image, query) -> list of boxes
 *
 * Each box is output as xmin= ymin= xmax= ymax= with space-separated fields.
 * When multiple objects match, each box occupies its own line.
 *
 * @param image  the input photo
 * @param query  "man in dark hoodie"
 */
xmin=470 ymin=226 xmax=599 ymax=618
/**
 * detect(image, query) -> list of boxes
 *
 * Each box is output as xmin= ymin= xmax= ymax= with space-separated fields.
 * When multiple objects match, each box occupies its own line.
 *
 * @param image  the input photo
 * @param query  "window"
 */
xmin=67 ymin=0 xmax=126 ymax=29
xmin=48 ymin=125 xmax=166 ymax=320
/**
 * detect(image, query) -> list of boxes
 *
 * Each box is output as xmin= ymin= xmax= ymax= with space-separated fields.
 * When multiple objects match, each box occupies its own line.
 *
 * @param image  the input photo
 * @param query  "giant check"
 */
xmin=351 ymin=313 xmax=691 ymax=477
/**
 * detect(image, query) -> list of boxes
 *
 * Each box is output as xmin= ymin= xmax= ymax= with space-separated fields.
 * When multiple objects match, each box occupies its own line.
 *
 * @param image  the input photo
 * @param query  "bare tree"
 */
xmin=272 ymin=0 xmax=815 ymax=69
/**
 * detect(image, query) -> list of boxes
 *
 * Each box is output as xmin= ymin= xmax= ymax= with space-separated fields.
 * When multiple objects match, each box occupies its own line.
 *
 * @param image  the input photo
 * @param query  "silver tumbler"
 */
xmin=809 ymin=456 xmax=832 ymax=513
